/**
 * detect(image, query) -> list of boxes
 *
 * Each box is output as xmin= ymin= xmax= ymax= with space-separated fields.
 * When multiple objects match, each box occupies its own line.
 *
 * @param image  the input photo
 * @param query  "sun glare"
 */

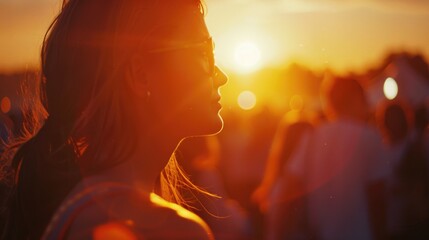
xmin=234 ymin=41 xmax=261 ymax=73
xmin=238 ymin=91 xmax=257 ymax=110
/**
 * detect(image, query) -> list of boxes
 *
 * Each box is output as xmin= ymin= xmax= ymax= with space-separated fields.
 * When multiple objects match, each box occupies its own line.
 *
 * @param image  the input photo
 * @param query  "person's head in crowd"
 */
xmin=376 ymin=100 xmax=414 ymax=144
xmin=321 ymin=76 xmax=369 ymax=122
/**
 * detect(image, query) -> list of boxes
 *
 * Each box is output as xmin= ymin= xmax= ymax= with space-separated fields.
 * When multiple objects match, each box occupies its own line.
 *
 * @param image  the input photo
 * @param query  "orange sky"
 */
xmin=1 ymin=0 xmax=429 ymax=74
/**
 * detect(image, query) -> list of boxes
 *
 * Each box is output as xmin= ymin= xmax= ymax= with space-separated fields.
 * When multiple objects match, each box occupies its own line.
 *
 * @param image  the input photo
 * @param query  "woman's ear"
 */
xmin=125 ymin=55 xmax=150 ymax=98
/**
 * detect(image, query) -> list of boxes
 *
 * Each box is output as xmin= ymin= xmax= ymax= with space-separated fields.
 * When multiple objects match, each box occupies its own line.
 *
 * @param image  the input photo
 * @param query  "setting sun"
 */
xmin=233 ymin=41 xmax=261 ymax=73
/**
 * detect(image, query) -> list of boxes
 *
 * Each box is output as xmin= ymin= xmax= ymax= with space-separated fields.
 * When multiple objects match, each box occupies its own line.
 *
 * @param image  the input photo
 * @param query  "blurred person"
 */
xmin=251 ymin=110 xmax=316 ymax=240
xmin=215 ymin=109 xmax=266 ymax=239
xmin=376 ymin=100 xmax=429 ymax=239
xmin=176 ymin=136 xmax=251 ymax=240
xmin=0 ymin=0 xmax=227 ymax=239
xmin=283 ymin=76 xmax=390 ymax=240
xmin=376 ymin=100 xmax=414 ymax=146
xmin=241 ymin=106 xmax=280 ymax=239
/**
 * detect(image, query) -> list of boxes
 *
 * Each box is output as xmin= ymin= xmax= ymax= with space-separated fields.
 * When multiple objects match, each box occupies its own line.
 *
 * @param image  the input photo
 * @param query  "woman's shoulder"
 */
xmin=62 ymin=183 xmax=213 ymax=240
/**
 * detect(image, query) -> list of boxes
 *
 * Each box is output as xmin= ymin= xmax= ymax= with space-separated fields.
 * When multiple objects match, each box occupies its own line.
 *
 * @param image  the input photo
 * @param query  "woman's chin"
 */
xmin=208 ymin=117 xmax=224 ymax=135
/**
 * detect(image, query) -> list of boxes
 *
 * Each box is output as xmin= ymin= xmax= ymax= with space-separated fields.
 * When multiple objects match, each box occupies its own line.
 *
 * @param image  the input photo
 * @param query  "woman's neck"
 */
xmin=83 ymin=134 xmax=179 ymax=193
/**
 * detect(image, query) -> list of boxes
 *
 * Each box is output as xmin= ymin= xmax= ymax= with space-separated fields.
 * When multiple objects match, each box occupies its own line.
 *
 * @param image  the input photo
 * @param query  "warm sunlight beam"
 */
xmin=238 ymin=91 xmax=257 ymax=110
xmin=233 ymin=41 xmax=261 ymax=73
xmin=383 ymin=77 xmax=398 ymax=100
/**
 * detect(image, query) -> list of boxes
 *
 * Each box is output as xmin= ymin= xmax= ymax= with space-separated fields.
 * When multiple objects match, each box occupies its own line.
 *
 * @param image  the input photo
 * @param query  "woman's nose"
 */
xmin=214 ymin=66 xmax=228 ymax=87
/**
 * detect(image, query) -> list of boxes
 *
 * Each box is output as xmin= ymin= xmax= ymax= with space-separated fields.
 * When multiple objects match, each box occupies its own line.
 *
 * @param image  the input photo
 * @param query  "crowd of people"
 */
xmin=236 ymin=76 xmax=429 ymax=239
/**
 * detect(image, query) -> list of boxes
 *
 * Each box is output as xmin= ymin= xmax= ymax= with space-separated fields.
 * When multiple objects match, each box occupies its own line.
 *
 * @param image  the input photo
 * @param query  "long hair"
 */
xmin=1 ymin=0 xmax=205 ymax=239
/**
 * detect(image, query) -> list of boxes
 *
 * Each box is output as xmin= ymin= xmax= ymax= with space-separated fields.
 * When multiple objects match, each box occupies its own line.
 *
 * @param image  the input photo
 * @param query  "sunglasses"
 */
xmin=145 ymin=37 xmax=215 ymax=76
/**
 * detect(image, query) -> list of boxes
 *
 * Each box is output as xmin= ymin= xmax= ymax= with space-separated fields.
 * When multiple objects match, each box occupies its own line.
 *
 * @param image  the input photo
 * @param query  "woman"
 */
xmin=1 ymin=0 xmax=227 ymax=239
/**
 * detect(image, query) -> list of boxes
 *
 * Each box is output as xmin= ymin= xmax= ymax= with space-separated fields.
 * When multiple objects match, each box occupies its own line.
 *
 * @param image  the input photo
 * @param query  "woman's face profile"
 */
xmin=142 ymin=5 xmax=228 ymax=138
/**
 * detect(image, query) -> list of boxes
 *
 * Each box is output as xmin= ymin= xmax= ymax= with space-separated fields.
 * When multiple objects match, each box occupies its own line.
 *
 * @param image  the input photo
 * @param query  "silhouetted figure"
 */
xmin=1 ymin=1 xmax=227 ymax=239
xmin=251 ymin=110 xmax=316 ymax=240
xmin=377 ymin=100 xmax=429 ymax=239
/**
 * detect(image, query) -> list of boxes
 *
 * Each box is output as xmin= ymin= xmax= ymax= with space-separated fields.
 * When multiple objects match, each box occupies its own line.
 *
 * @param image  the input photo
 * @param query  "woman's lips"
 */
xmin=212 ymin=96 xmax=222 ymax=109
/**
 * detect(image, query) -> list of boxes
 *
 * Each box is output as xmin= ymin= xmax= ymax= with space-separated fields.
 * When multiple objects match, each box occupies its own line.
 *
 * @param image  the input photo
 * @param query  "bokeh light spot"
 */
xmin=383 ymin=77 xmax=398 ymax=100
xmin=237 ymin=91 xmax=257 ymax=110
xmin=1 ymin=97 xmax=11 ymax=114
